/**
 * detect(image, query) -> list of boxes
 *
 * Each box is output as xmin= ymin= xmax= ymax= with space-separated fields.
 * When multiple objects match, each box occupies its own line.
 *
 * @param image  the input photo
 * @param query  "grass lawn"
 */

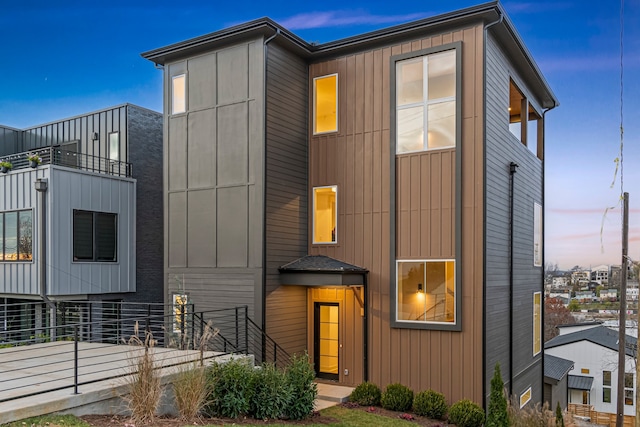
xmin=2 ymin=406 xmax=417 ymax=427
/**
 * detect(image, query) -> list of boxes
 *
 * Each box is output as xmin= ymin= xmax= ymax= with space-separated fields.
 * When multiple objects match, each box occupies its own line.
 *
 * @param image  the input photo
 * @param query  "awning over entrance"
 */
xmin=568 ymin=375 xmax=594 ymax=391
xmin=278 ymin=255 xmax=368 ymax=287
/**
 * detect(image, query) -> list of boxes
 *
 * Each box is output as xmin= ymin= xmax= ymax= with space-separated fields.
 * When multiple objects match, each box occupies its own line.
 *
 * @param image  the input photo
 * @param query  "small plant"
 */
xmin=413 ymin=389 xmax=448 ymax=419
xmin=399 ymin=413 xmax=415 ymax=420
xmin=350 ymin=381 xmax=382 ymax=406
xmin=449 ymin=399 xmax=485 ymax=427
xmin=173 ymin=362 xmax=210 ymax=420
xmin=251 ymin=362 xmax=291 ymax=420
xmin=0 ymin=161 xmax=12 ymax=170
xmin=487 ymin=363 xmax=508 ymax=427
xmin=27 ymin=153 xmax=42 ymax=164
xmin=283 ymin=352 xmax=317 ymax=420
xmin=123 ymin=325 xmax=163 ymax=424
xmin=381 ymin=383 xmax=414 ymax=412
xmin=555 ymin=402 xmax=565 ymax=427
xmin=205 ymin=357 xmax=255 ymax=418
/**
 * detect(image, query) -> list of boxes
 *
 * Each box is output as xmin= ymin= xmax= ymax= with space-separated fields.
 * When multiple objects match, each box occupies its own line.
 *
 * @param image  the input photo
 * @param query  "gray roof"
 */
xmin=545 ymin=325 xmax=636 ymax=357
xmin=544 ymin=354 xmax=574 ymax=381
xmin=568 ymin=375 xmax=594 ymax=391
xmin=279 ymin=255 xmax=368 ymax=273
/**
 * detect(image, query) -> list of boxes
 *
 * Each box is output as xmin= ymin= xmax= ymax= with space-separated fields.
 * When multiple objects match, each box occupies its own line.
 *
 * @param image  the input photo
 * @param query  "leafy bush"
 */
xmin=251 ymin=363 xmax=291 ymax=420
xmin=205 ymin=358 xmax=255 ymax=418
xmin=449 ymin=399 xmax=485 ymax=427
xmin=350 ymin=382 xmax=382 ymax=406
xmin=413 ymin=389 xmax=448 ymax=419
xmin=487 ymin=363 xmax=508 ymax=427
xmin=381 ymin=383 xmax=414 ymax=412
xmin=173 ymin=362 xmax=209 ymax=420
xmin=283 ymin=353 xmax=317 ymax=420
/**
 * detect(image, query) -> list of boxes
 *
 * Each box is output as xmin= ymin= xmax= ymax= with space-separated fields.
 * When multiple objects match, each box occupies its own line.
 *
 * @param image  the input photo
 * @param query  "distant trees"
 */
xmin=545 ymin=297 xmax=575 ymax=342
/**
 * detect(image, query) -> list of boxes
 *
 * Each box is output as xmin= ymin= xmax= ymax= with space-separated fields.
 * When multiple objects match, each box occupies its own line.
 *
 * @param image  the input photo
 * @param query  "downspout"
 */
xmin=35 ymin=178 xmax=56 ymax=338
xmin=261 ymin=27 xmax=280 ymax=362
xmin=509 ymin=161 xmax=519 ymax=395
xmin=482 ymin=10 xmax=503 ymax=408
xmin=363 ymin=273 xmax=369 ymax=382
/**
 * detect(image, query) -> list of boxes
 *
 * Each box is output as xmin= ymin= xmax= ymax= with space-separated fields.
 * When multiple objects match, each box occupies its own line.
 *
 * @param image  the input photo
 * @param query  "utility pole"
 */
xmin=617 ymin=192 xmax=629 ymax=427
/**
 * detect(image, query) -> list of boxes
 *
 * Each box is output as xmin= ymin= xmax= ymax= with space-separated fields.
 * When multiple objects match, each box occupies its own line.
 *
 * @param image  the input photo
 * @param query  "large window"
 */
xmin=533 ymin=292 xmax=541 ymax=355
xmin=313 ymin=186 xmax=337 ymax=244
xmin=534 ymin=203 xmax=542 ymax=266
xmin=0 ymin=210 xmax=32 ymax=262
xmin=397 ymin=260 xmax=455 ymax=324
xmin=603 ymin=371 xmax=612 ymax=403
xmin=172 ymin=74 xmax=186 ymax=114
xmin=396 ymin=48 xmax=456 ymax=153
xmin=313 ymin=74 xmax=338 ymax=134
xmin=509 ymin=79 xmax=542 ymax=159
xmin=73 ymin=210 xmax=117 ymax=262
xmin=625 ymin=373 xmax=634 ymax=405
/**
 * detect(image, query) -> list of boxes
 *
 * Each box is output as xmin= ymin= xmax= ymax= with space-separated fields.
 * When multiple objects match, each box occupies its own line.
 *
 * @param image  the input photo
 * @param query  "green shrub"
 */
xmin=250 ymin=363 xmax=291 ymax=420
xmin=283 ymin=353 xmax=317 ymax=420
xmin=413 ymin=389 xmax=448 ymax=419
xmin=380 ymin=383 xmax=413 ymax=412
xmin=449 ymin=399 xmax=485 ymax=427
xmin=205 ymin=358 xmax=255 ymax=418
xmin=555 ymin=402 xmax=565 ymax=427
xmin=487 ymin=363 xmax=508 ymax=427
xmin=350 ymin=382 xmax=382 ymax=406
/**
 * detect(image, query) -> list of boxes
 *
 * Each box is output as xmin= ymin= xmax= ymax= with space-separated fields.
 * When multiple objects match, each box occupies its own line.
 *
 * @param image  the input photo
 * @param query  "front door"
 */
xmin=314 ymin=302 xmax=339 ymax=381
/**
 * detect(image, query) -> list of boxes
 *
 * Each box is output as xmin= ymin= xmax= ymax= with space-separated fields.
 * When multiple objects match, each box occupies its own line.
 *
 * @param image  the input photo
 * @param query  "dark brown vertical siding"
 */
xmin=309 ymin=24 xmax=484 ymax=403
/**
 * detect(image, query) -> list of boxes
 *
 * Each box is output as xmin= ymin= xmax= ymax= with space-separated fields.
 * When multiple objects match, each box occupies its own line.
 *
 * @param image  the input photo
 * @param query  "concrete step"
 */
xmin=315 ymin=382 xmax=354 ymax=403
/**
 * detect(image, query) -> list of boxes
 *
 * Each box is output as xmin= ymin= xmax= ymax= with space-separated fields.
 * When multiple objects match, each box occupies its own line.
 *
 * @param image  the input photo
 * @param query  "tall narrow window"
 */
xmin=533 ymin=292 xmax=541 ymax=355
xmin=313 ymin=186 xmax=337 ymax=244
xmin=509 ymin=79 xmax=525 ymax=141
xmin=534 ymin=203 xmax=542 ymax=266
xmin=527 ymin=103 xmax=541 ymax=158
xmin=172 ymin=74 xmax=186 ymax=114
xmin=313 ymin=74 xmax=337 ymax=134
xmin=0 ymin=210 xmax=32 ymax=262
xmin=397 ymin=260 xmax=456 ymax=324
xmin=625 ymin=373 xmax=634 ymax=405
xmin=396 ymin=49 xmax=456 ymax=153
xmin=603 ymin=371 xmax=612 ymax=403
xmin=108 ymin=132 xmax=119 ymax=161
xmin=73 ymin=210 xmax=117 ymax=262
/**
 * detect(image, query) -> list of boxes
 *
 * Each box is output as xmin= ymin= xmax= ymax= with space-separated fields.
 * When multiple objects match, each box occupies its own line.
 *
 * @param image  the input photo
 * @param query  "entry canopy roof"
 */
xmin=567 ymin=375 xmax=594 ymax=391
xmin=279 ymin=255 xmax=368 ymax=287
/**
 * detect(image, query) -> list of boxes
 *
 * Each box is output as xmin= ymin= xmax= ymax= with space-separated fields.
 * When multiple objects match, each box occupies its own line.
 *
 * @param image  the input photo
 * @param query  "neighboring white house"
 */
xmin=575 ymin=291 xmax=595 ymax=302
xmin=552 ymin=276 xmax=570 ymax=288
xmin=591 ymin=265 xmax=610 ymax=285
xmin=545 ymin=324 xmax=636 ymax=417
xmin=572 ymin=271 xmax=591 ymax=287
xmin=600 ymin=289 xmax=618 ymax=301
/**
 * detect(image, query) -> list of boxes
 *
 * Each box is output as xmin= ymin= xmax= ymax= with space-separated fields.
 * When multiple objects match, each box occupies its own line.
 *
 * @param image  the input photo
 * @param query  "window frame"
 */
xmin=108 ymin=132 xmax=119 ymax=162
xmin=0 ymin=209 xmax=34 ymax=263
xmin=394 ymin=259 xmax=458 ymax=330
xmin=392 ymin=42 xmax=461 ymax=155
xmin=534 ymin=203 xmax=543 ymax=267
xmin=312 ymin=73 xmax=338 ymax=135
xmin=533 ymin=292 xmax=541 ymax=355
xmin=519 ymin=387 xmax=532 ymax=408
xmin=171 ymin=74 xmax=187 ymax=115
xmin=603 ymin=370 xmax=612 ymax=403
xmin=312 ymin=185 xmax=338 ymax=245
xmin=625 ymin=372 xmax=634 ymax=406
xmin=72 ymin=209 xmax=118 ymax=263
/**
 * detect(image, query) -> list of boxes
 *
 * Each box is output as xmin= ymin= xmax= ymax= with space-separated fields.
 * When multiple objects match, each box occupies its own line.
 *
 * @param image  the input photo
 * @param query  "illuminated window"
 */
xmin=172 ymin=74 xmax=186 ymax=114
xmin=313 ymin=186 xmax=337 ymax=244
xmin=397 ymin=260 xmax=455 ymax=324
xmin=109 ymin=132 xmax=119 ymax=161
xmin=520 ymin=387 xmax=532 ymax=408
xmin=173 ymin=294 xmax=188 ymax=333
xmin=73 ymin=210 xmax=117 ymax=262
xmin=396 ymin=48 xmax=456 ymax=153
xmin=603 ymin=371 xmax=611 ymax=403
xmin=533 ymin=292 xmax=541 ymax=355
xmin=313 ymin=74 xmax=337 ymax=134
xmin=0 ymin=210 xmax=32 ymax=262
xmin=534 ymin=203 xmax=542 ymax=266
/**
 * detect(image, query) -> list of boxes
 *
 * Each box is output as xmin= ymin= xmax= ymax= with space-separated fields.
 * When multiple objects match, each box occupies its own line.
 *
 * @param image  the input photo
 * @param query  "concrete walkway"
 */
xmin=315 ymin=382 xmax=354 ymax=410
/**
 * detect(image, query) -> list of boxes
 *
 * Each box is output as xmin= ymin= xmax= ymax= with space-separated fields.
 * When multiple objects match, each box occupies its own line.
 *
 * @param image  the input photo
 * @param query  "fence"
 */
xmin=568 ymin=403 xmax=635 ymax=427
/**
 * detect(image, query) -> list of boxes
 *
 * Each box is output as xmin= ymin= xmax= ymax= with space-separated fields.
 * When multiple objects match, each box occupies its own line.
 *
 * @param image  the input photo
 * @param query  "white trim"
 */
xmin=312 ymin=73 xmax=338 ymax=135
xmin=520 ymin=386 xmax=532 ymax=408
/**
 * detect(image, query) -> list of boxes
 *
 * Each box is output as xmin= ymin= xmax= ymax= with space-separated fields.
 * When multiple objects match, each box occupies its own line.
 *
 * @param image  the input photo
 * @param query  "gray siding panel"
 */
xmin=264 ymin=43 xmax=308 ymax=352
xmin=485 ymin=33 xmax=544 ymax=402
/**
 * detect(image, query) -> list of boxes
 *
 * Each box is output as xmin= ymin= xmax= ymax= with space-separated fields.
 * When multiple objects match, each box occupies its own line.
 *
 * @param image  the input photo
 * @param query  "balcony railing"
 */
xmin=0 ymin=147 xmax=132 ymax=177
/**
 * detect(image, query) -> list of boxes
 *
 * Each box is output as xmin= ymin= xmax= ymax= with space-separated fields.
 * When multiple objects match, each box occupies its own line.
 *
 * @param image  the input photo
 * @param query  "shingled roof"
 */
xmin=544 ymin=354 xmax=574 ymax=382
xmin=279 ymin=255 xmax=367 ymax=273
xmin=545 ymin=325 xmax=636 ymax=357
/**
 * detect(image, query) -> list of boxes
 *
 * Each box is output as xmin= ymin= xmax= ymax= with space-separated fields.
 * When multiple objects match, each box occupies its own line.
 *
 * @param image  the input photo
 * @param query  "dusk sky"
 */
xmin=1 ymin=0 xmax=638 ymax=270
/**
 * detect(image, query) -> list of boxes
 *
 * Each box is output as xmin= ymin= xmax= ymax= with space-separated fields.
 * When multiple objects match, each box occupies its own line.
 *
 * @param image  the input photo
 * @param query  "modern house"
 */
xmin=544 ymin=353 xmax=574 ymax=411
xmin=142 ymin=0 xmax=557 ymax=407
xmin=0 ymin=104 xmax=163 ymax=334
xmin=545 ymin=324 xmax=637 ymax=418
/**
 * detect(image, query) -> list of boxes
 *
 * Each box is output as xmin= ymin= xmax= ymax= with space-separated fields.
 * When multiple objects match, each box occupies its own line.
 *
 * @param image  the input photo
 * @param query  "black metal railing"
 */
xmin=0 ymin=301 xmax=290 ymax=403
xmin=0 ymin=147 xmax=132 ymax=177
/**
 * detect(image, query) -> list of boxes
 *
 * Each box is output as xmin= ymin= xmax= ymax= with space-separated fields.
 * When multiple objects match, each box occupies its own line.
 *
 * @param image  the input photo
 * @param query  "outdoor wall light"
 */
xmin=417 ymin=283 xmax=423 ymax=292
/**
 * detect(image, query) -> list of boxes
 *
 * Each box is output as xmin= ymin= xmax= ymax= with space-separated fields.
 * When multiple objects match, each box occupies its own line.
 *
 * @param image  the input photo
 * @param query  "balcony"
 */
xmin=0 ymin=148 xmax=132 ymax=177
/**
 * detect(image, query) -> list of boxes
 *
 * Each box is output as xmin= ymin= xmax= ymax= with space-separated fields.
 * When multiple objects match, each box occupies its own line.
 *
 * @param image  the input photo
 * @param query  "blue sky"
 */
xmin=1 ymin=0 xmax=638 ymax=270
